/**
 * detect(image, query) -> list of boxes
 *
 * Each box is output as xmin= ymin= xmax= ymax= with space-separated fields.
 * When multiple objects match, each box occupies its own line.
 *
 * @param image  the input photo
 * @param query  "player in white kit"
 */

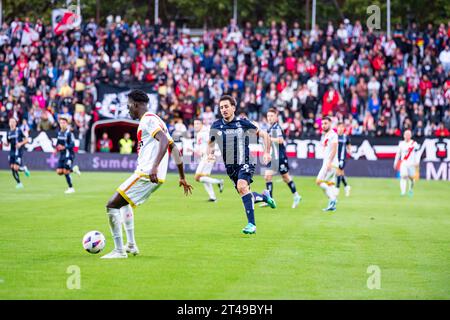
xmin=316 ymin=116 xmax=339 ymax=212
xmin=193 ymin=119 xmax=224 ymax=201
xmin=102 ymin=90 xmax=193 ymax=259
xmin=394 ymin=129 xmax=419 ymax=197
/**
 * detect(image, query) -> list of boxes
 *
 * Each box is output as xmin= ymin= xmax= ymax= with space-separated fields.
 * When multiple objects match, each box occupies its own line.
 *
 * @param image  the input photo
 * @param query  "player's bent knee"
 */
xmin=236 ymin=181 xmax=249 ymax=195
xmin=194 ymin=175 xmax=201 ymax=182
xmin=237 ymin=188 xmax=249 ymax=196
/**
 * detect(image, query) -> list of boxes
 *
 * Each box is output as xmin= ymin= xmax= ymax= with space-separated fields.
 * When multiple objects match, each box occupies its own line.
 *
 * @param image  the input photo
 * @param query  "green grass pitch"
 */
xmin=0 ymin=170 xmax=449 ymax=299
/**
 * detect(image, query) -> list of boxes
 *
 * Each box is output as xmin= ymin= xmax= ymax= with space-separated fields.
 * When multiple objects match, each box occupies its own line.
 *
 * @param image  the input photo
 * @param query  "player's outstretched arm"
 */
xmin=17 ymin=136 xmax=29 ymax=149
xmin=393 ymin=146 xmax=401 ymax=169
xmin=257 ymin=130 xmax=272 ymax=165
xmin=168 ymin=141 xmax=193 ymax=196
xmin=346 ymin=141 xmax=352 ymax=157
xmin=67 ymin=132 xmax=75 ymax=149
xmin=151 ymin=131 xmax=171 ymax=183
xmin=206 ymin=140 xmax=216 ymax=161
xmin=327 ymin=141 xmax=338 ymax=170
xmin=271 ymin=135 xmax=283 ymax=145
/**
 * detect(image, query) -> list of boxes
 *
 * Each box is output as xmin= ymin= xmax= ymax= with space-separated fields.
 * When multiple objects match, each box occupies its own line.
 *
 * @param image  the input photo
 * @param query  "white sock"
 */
xmin=320 ymin=182 xmax=336 ymax=201
xmin=203 ymin=182 xmax=216 ymax=200
xmin=329 ymin=186 xmax=337 ymax=201
xmin=400 ymin=178 xmax=407 ymax=195
xmin=121 ymin=205 xmax=135 ymax=246
xmin=199 ymin=176 xmax=221 ymax=184
xmin=106 ymin=208 xmax=124 ymax=251
xmin=332 ymin=186 xmax=338 ymax=198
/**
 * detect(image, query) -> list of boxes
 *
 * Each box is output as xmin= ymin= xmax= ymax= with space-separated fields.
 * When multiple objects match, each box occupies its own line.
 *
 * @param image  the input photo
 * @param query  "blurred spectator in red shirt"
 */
xmin=435 ymin=123 xmax=450 ymax=137
xmin=322 ymin=86 xmax=339 ymax=116
xmin=419 ymin=75 xmax=432 ymax=97
xmin=98 ymin=132 xmax=113 ymax=152
xmin=285 ymin=51 xmax=296 ymax=73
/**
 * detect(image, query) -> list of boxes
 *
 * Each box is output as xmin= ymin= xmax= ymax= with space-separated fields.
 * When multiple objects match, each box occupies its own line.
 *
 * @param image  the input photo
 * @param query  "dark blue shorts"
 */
xmin=338 ymin=160 xmax=346 ymax=170
xmin=226 ymin=164 xmax=255 ymax=187
xmin=267 ymin=156 xmax=290 ymax=175
xmin=8 ymin=154 xmax=22 ymax=166
xmin=58 ymin=156 xmax=74 ymax=170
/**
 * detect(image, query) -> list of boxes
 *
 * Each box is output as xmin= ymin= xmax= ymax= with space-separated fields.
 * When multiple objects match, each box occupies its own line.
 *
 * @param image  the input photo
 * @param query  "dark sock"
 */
xmin=242 ymin=193 xmax=255 ymax=225
xmin=336 ymin=176 xmax=341 ymax=188
xmin=287 ymin=180 xmax=297 ymax=194
xmin=65 ymin=174 xmax=73 ymax=188
xmin=266 ymin=182 xmax=273 ymax=197
xmin=12 ymin=169 xmax=20 ymax=183
xmin=342 ymin=176 xmax=348 ymax=187
xmin=252 ymin=191 xmax=268 ymax=203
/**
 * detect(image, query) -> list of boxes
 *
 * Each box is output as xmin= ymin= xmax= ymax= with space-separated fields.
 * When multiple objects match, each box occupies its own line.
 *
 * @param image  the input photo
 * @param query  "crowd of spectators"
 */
xmin=1 ymin=16 xmax=450 ymax=152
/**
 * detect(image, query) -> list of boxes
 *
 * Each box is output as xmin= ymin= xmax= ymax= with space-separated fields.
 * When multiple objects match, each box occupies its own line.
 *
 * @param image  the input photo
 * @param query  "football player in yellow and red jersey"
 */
xmin=101 ymin=89 xmax=193 ymax=259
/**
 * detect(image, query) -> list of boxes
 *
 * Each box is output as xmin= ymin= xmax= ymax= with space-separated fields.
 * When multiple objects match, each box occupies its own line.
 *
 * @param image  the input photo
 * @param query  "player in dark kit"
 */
xmin=55 ymin=116 xmax=80 ymax=194
xmin=4 ymin=118 xmax=30 ymax=188
xmin=263 ymin=108 xmax=302 ymax=208
xmin=208 ymin=95 xmax=276 ymax=234
xmin=336 ymin=122 xmax=351 ymax=197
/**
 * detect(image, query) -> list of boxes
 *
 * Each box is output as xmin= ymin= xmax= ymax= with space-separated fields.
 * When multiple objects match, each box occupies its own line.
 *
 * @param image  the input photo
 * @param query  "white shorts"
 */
xmin=117 ymin=173 xmax=162 ymax=208
xmin=316 ymin=164 xmax=337 ymax=185
xmin=195 ymin=159 xmax=214 ymax=176
xmin=400 ymin=163 xmax=416 ymax=178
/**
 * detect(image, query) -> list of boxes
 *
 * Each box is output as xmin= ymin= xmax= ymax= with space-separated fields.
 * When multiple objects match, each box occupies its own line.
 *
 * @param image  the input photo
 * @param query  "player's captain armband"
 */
xmin=151 ymin=127 xmax=162 ymax=138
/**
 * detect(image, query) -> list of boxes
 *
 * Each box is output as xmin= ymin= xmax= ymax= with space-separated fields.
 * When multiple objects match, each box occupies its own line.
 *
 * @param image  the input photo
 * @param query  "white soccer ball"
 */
xmin=82 ymin=231 xmax=106 ymax=254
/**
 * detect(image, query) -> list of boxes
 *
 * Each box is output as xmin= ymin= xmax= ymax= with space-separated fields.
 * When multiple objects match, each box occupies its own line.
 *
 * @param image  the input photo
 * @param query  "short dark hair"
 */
xmin=337 ymin=121 xmax=344 ymax=126
xmin=128 ymin=89 xmax=149 ymax=104
xmin=267 ymin=108 xmax=278 ymax=115
xmin=322 ymin=116 xmax=332 ymax=122
xmin=219 ymin=95 xmax=237 ymax=107
xmin=59 ymin=115 xmax=69 ymax=122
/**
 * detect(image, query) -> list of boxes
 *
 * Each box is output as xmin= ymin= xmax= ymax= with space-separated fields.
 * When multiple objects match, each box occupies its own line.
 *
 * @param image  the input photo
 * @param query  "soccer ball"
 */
xmin=82 ymin=231 xmax=106 ymax=254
